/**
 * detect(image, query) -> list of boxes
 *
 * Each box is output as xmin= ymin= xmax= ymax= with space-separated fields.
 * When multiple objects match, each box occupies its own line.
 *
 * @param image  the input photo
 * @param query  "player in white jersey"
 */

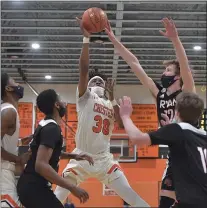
xmin=1 ymin=72 xmax=31 ymax=207
xmin=54 ymin=18 xmax=149 ymax=207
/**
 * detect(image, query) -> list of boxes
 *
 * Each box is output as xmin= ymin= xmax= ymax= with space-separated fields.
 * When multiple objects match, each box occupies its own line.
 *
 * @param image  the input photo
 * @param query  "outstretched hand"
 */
xmin=159 ymin=17 xmax=178 ymax=40
xmin=70 ymin=186 xmax=89 ymax=204
xmin=75 ymin=153 xmax=94 ymax=165
xmin=119 ymin=96 xmax=133 ymax=118
xmin=76 ymin=17 xmax=91 ymax=38
xmin=160 ymin=113 xmax=171 ymax=126
xmin=104 ymin=20 xmax=116 ymax=41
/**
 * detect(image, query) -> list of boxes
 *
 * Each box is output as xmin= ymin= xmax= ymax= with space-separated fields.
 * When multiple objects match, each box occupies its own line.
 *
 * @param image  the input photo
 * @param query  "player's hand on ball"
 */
xmin=76 ymin=17 xmax=91 ymax=38
xmin=105 ymin=20 xmax=116 ymax=41
xmin=160 ymin=113 xmax=171 ymax=126
xmin=159 ymin=17 xmax=178 ymax=40
xmin=75 ymin=153 xmax=94 ymax=165
xmin=105 ymin=78 xmax=115 ymax=101
xmin=70 ymin=186 xmax=89 ymax=203
xmin=119 ymin=96 xmax=133 ymax=118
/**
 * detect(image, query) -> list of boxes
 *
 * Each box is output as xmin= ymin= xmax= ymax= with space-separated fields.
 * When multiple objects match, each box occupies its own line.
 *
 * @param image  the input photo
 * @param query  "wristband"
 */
xmin=111 ymin=99 xmax=118 ymax=107
xmin=83 ymin=37 xmax=90 ymax=44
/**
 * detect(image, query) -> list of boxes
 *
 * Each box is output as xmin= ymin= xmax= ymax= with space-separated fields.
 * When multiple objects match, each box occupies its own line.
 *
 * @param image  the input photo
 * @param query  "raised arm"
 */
xmin=76 ymin=18 xmax=91 ymax=97
xmin=105 ymin=23 xmax=159 ymax=97
xmin=119 ymin=96 xmax=183 ymax=147
xmin=160 ymin=18 xmax=196 ymax=93
xmin=105 ymin=78 xmax=124 ymax=128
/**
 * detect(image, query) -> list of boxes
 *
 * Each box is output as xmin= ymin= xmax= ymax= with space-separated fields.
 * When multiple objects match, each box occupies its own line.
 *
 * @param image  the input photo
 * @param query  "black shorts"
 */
xmin=173 ymin=202 xmax=206 ymax=208
xmin=161 ymin=158 xmax=175 ymax=191
xmin=17 ymin=174 xmax=64 ymax=208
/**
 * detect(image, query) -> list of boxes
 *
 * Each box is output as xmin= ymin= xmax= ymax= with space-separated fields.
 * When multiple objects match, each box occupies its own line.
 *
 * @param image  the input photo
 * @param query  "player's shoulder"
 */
xmin=177 ymin=122 xmax=206 ymax=136
xmin=1 ymin=104 xmax=17 ymax=119
xmin=158 ymin=123 xmax=184 ymax=138
xmin=1 ymin=103 xmax=17 ymax=111
xmin=39 ymin=119 xmax=60 ymax=132
xmin=156 ymin=87 xmax=166 ymax=101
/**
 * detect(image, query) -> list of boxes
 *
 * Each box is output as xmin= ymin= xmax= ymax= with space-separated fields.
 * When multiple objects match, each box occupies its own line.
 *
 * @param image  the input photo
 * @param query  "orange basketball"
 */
xmin=82 ymin=7 xmax=108 ymax=33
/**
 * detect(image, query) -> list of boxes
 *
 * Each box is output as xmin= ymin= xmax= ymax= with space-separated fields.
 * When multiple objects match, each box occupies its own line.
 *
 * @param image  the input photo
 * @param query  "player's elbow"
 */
xmin=35 ymin=160 xmax=46 ymax=175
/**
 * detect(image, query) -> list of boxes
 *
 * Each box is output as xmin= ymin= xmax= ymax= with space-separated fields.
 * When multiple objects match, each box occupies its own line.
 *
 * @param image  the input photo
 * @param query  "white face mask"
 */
xmin=90 ymin=86 xmax=105 ymax=97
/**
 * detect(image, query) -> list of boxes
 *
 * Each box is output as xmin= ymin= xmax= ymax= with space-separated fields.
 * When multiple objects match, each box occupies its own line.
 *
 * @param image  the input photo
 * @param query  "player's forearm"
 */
xmin=113 ymin=105 xmax=124 ymax=128
xmin=35 ymin=162 xmax=74 ymax=190
xmin=79 ymin=42 xmax=89 ymax=75
xmin=1 ymin=147 xmax=20 ymax=163
xmin=60 ymin=152 xmax=77 ymax=159
xmin=110 ymin=37 xmax=138 ymax=65
xmin=121 ymin=116 xmax=147 ymax=146
xmin=171 ymin=37 xmax=195 ymax=92
xmin=109 ymin=94 xmax=124 ymax=128
xmin=78 ymin=42 xmax=90 ymax=97
xmin=110 ymin=37 xmax=153 ymax=86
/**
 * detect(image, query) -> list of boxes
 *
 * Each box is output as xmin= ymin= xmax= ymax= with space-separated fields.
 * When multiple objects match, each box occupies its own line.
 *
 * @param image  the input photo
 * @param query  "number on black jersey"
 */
xmin=198 ymin=147 xmax=207 ymax=173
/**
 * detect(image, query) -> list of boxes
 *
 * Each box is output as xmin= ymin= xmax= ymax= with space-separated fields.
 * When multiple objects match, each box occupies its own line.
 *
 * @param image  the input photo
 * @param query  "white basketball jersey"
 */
xmin=1 ymin=103 xmax=20 ymax=157
xmin=75 ymin=88 xmax=115 ymax=154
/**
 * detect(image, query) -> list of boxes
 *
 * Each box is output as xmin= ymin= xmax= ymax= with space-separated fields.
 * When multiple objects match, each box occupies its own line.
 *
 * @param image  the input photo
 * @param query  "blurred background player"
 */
xmin=105 ymin=17 xmax=195 ymax=208
xmin=54 ymin=18 xmax=149 ymax=207
xmin=17 ymin=89 xmax=90 ymax=208
xmin=1 ymin=72 xmax=31 ymax=207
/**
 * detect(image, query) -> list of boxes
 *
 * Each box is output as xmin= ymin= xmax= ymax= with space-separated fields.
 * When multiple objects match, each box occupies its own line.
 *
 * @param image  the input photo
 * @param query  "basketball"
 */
xmin=82 ymin=7 xmax=108 ymax=33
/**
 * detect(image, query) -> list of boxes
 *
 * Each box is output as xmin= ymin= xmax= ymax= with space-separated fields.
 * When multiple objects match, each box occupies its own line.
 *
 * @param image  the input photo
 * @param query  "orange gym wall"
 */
xmin=57 ymin=158 xmax=166 ymax=207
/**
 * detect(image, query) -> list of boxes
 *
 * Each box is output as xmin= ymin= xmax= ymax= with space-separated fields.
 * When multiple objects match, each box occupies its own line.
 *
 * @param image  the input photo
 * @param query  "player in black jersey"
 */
xmin=106 ymin=18 xmax=196 ymax=207
xmin=119 ymin=92 xmax=207 ymax=208
xmin=17 ymin=89 xmax=93 ymax=208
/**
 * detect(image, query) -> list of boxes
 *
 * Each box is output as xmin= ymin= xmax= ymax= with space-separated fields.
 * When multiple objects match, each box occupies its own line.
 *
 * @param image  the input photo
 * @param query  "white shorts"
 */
xmin=62 ymin=148 xmax=122 ymax=185
xmin=1 ymin=165 xmax=20 ymax=208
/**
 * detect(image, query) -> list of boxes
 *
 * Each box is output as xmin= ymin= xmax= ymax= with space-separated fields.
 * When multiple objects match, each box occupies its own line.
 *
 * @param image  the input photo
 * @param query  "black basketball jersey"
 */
xmin=156 ymin=83 xmax=182 ymax=126
xmin=155 ymin=82 xmax=182 ymax=183
xmin=149 ymin=123 xmax=207 ymax=205
xmin=24 ymin=117 xmax=63 ymax=185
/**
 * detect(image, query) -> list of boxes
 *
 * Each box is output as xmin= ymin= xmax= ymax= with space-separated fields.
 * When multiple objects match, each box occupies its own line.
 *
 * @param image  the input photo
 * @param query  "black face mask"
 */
xmin=10 ymin=85 xmax=24 ymax=99
xmin=161 ymin=75 xmax=177 ymax=88
xmin=58 ymin=106 xmax=66 ymax=118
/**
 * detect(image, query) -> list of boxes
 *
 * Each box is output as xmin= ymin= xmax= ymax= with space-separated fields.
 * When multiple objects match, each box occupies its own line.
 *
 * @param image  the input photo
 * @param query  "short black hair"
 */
xmin=1 ymin=72 xmax=10 ymax=99
xmin=89 ymin=68 xmax=107 ymax=81
xmin=36 ymin=89 xmax=58 ymax=116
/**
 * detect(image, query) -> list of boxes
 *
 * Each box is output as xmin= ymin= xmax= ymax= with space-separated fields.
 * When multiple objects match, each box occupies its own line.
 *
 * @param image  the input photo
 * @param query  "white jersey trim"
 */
xmin=1 ymin=104 xmax=17 ymax=112
xmin=178 ymin=122 xmax=206 ymax=135
xmin=39 ymin=119 xmax=57 ymax=127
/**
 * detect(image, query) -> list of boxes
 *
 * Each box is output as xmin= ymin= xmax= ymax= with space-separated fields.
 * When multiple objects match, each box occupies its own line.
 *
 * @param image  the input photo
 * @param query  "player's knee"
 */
xmin=108 ymin=168 xmax=123 ymax=183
